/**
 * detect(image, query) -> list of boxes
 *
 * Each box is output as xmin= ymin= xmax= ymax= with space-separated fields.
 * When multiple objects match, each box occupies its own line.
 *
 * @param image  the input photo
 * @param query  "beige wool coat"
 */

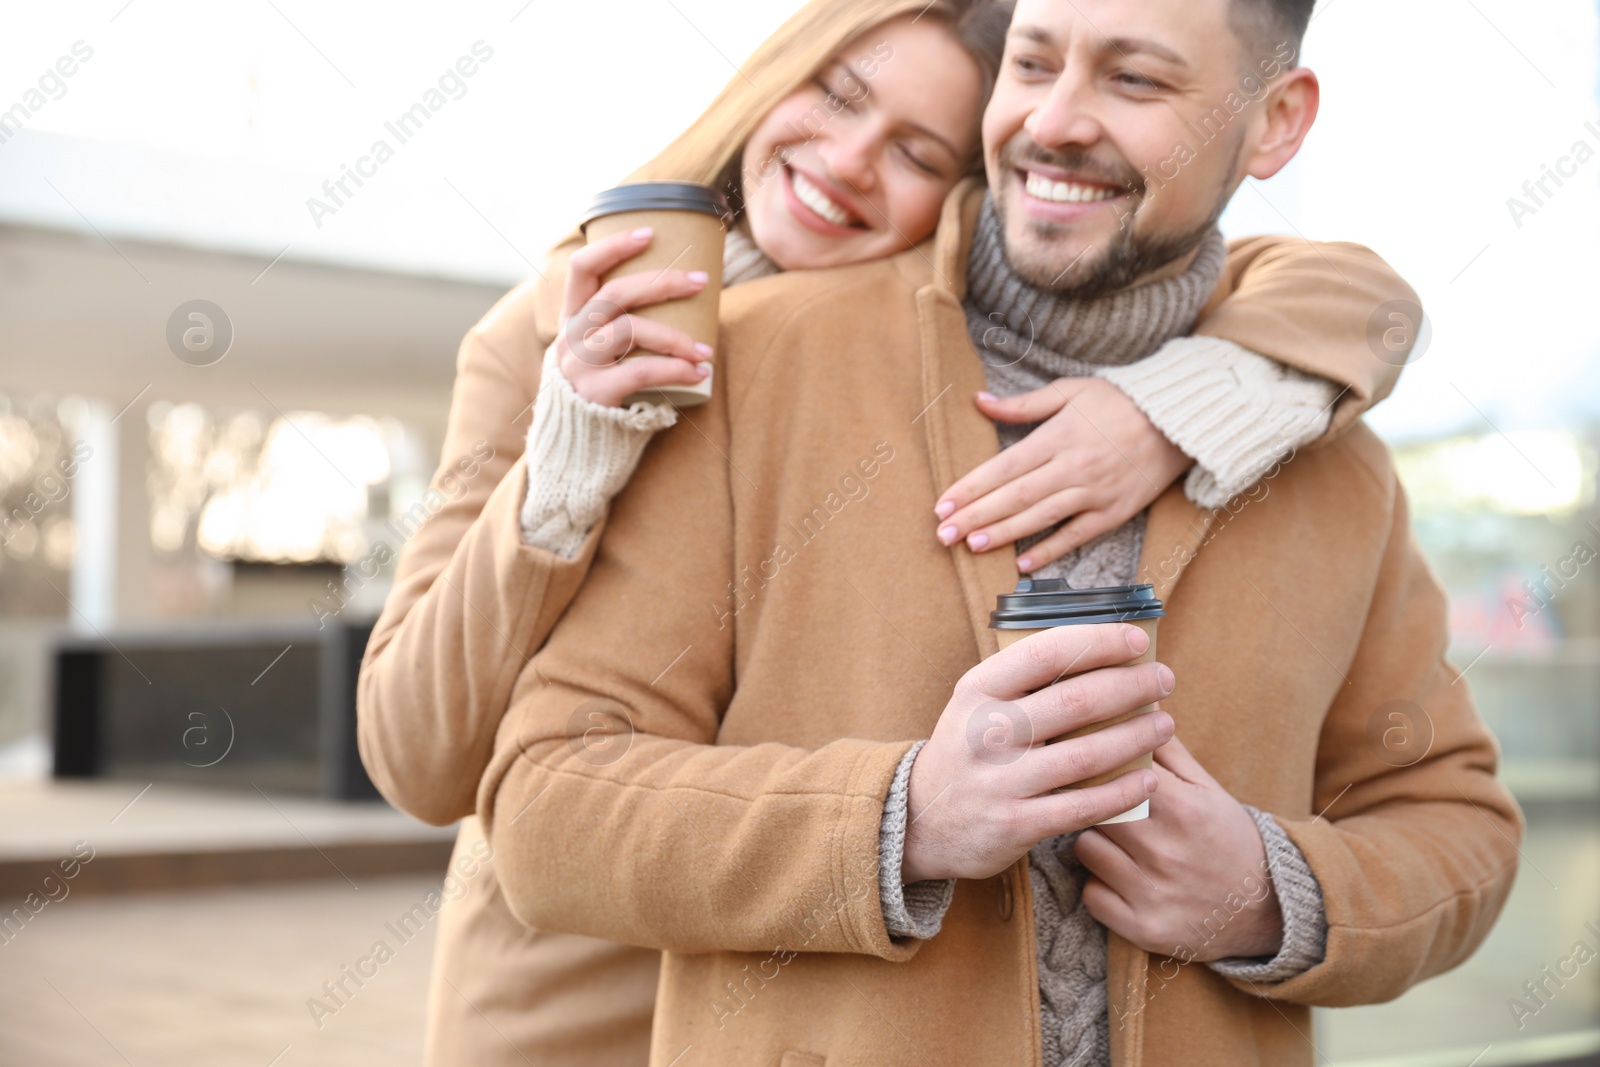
xmin=358 ymin=182 xmax=1484 ymax=1064
xmin=451 ymin=183 xmax=1521 ymax=1066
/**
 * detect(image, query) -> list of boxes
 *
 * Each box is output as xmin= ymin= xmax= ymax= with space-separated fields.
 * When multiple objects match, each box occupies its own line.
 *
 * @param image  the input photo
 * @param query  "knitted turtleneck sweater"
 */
xmin=974 ymin=199 xmax=1221 ymax=1066
xmin=966 ymin=198 xmax=1228 ymax=588
xmin=880 ymin=198 xmax=1329 ymax=1067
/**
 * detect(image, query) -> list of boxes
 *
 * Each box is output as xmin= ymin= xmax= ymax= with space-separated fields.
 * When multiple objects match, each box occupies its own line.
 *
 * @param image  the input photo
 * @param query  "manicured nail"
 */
xmin=968 ymin=533 xmax=989 ymax=550
xmin=1016 ymin=556 xmax=1033 ymax=572
xmin=934 ymin=500 xmax=955 ymax=519
xmin=1141 ymin=771 xmax=1159 ymax=793
xmin=697 ymin=363 xmax=712 ymax=376
xmin=687 ymin=270 xmax=709 ymax=284
xmin=632 ymin=227 xmax=653 ymax=239
xmin=1125 ymin=626 xmax=1150 ymax=654
xmin=1156 ymin=664 xmax=1175 ymax=695
xmin=976 ymin=391 xmax=996 ymax=402
xmin=694 ymin=342 xmax=713 ymax=358
xmin=937 ymin=525 xmax=958 ymax=545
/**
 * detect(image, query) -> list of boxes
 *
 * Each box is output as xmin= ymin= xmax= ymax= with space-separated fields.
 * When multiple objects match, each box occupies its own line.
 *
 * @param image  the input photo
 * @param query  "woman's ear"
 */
xmin=1243 ymin=67 xmax=1320 ymax=181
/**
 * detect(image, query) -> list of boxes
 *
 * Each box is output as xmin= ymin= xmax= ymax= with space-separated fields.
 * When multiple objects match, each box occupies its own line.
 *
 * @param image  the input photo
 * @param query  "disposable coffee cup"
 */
xmin=579 ymin=181 xmax=729 ymax=408
xmin=990 ymin=579 xmax=1166 ymax=824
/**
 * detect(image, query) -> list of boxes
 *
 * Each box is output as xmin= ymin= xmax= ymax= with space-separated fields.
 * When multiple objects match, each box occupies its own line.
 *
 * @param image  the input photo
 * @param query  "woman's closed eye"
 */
xmin=815 ymin=75 xmax=858 ymax=112
xmin=897 ymin=141 xmax=940 ymax=176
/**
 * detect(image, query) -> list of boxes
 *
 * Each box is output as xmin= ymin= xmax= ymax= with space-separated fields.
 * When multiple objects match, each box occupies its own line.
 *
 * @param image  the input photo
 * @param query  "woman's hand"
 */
xmin=552 ymin=227 xmax=714 ymax=407
xmin=934 ymin=378 xmax=1193 ymax=572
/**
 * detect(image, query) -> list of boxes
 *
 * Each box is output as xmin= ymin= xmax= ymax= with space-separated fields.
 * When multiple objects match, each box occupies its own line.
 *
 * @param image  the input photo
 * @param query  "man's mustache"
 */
xmin=999 ymin=135 xmax=1146 ymax=201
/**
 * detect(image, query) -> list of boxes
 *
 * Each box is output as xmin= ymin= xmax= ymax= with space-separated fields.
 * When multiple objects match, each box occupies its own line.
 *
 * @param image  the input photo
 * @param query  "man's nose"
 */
xmin=1026 ymin=73 xmax=1104 ymax=151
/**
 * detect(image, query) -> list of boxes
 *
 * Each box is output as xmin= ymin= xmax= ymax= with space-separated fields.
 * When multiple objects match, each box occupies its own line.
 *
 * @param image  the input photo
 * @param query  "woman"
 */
xmin=356 ymin=1 xmax=1413 ymax=1063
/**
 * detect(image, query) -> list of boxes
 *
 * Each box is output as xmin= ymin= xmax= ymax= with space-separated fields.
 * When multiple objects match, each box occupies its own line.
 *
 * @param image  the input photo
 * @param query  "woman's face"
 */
xmin=739 ymin=16 xmax=984 ymax=271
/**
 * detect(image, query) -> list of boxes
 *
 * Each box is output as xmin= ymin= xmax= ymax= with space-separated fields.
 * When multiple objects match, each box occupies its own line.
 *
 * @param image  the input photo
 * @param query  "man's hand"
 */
xmin=901 ymin=623 xmax=1175 ymax=884
xmin=934 ymin=378 xmax=1193 ymax=572
xmin=1074 ymin=736 xmax=1284 ymax=962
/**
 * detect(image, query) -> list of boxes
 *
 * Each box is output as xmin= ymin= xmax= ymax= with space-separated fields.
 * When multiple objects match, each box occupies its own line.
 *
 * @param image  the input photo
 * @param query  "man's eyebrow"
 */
xmin=1102 ymin=36 xmax=1190 ymax=69
xmin=1008 ymin=25 xmax=1189 ymax=71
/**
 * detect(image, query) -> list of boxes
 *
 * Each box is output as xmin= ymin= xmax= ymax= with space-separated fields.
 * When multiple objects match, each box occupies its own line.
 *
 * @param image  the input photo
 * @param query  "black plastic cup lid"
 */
xmin=579 ymin=181 xmax=730 ymax=231
xmin=990 ymin=578 xmax=1165 ymax=629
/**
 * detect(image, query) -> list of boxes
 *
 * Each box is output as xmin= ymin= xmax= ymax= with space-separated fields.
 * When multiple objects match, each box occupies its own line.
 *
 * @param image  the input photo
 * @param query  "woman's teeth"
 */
xmin=791 ymin=169 xmax=853 ymax=226
xmin=1024 ymin=171 xmax=1121 ymax=203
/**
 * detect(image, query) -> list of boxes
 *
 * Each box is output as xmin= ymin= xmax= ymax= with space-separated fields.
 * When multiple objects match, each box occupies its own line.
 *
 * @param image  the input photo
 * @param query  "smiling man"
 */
xmin=477 ymin=0 xmax=1521 ymax=1064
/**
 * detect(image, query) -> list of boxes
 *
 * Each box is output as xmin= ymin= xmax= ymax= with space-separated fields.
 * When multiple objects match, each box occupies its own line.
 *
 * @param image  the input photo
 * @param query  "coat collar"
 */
xmin=913 ymin=180 xmax=1218 ymax=653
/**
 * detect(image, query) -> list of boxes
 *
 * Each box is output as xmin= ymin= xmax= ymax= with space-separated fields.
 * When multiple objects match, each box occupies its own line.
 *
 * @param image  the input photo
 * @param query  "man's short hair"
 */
xmin=1228 ymin=0 xmax=1316 ymax=63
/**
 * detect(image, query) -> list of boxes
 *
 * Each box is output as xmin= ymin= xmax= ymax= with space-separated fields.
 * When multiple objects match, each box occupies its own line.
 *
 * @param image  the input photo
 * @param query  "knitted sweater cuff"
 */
xmin=520 ymin=347 xmax=678 ymax=556
xmin=1208 ymin=805 xmax=1328 ymax=984
xmin=1096 ymin=337 xmax=1340 ymax=509
xmin=878 ymin=740 xmax=957 ymax=940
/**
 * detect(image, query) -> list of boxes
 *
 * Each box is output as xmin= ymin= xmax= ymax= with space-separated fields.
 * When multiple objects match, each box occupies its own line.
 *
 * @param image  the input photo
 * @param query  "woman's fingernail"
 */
xmin=1156 ymin=664 xmax=1175 ymax=695
xmin=1154 ymin=712 xmax=1175 ymax=737
xmin=937 ymin=525 xmax=958 ymax=545
xmin=687 ymin=270 xmax=709 ymax=284
xmin=1126 ymin=627 xmax=1150 ymax=654
xmin=976 ymin=391 xmax=996 ymax=402
xmin=697 ymin=363 xmax=712 ymax=376
xmin=934 ymin=500 xmax=955 ymax=519
xmin=1142 ymin=771 xmax=1159 ymax=793
xmin=1016 ymin=556 xmax=1033 ymax=572
xmin=632 ymin=227 xmax=653 ymax=239
xmin=694 ymin=342 xmax=713 ymax=358
xmin=968 ymin=533 xmax=989 ymax=550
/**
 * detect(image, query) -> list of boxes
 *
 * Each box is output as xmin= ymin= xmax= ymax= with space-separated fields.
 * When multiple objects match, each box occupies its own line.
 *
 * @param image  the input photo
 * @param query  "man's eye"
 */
xmin=1114 ymin=71 xmax=1161 ymax=90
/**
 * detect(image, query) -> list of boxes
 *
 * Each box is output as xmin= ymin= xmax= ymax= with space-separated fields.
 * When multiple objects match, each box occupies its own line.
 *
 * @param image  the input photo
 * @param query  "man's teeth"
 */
xmin=1024 ymin=172 xmax=1120 ymax=203
xmin=791 ymin=169 xmax=853 ymax=226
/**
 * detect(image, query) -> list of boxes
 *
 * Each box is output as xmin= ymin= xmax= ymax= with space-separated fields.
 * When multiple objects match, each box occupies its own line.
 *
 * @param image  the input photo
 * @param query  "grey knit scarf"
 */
xmin=964 ymin=194 xmax=1225 ymax=1067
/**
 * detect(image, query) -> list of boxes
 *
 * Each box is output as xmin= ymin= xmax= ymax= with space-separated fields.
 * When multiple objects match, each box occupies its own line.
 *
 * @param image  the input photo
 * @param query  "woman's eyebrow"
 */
xmin=839 ymin=60 xmax=962 ymax=163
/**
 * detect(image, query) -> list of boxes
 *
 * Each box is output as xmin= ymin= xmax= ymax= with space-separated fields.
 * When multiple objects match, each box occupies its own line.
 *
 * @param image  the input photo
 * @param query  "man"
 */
xmin=477 ymin=0 xmax=1522 ymax=1064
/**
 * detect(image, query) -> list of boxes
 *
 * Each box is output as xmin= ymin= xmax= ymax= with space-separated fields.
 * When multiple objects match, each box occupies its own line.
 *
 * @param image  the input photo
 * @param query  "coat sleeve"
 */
xmin=1229 ymin=475 xmax=1524 ymax=1006
xmin=357 ymin=259 xmax=611 ymax=827
xmin=475 ymin=334 xmax=919 ymax=962
xmin=1201 ymin=238 xmax=1417 ymax=444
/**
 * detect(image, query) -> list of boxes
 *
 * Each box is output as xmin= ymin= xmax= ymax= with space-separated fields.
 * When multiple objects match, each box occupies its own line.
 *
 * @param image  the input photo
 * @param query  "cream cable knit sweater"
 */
xmin=519 ymin=248 xmax=1336 ymax=556
xmin=519 ymin=227 xmax=778 ymax=554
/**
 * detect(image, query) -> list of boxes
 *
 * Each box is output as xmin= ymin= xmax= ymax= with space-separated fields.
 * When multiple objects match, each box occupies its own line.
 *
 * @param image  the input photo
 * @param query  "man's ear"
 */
xmin=1243 ymin=67 xmax=1319 ymax=181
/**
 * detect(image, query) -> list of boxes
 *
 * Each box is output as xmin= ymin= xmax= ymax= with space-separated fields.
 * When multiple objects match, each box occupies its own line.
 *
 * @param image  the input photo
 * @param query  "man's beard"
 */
xmin=995 ymin=136 xmax=1233 ymax=299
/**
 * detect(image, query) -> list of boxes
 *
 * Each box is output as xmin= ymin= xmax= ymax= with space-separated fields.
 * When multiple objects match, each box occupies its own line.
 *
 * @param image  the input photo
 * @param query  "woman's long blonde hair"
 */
xmin=631 ymin=0 xmax=1009 ymax=187
xmin=546 ymin=0 xmax=1009 ymax=266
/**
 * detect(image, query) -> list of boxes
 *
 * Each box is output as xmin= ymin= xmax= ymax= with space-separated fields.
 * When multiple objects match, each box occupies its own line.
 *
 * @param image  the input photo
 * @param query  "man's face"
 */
xmin=982 ymin=0 xmax=1291 ymax=294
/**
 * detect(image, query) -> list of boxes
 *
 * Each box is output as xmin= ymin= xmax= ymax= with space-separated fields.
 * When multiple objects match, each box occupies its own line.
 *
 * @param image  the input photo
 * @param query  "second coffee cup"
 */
xmin=990 ymin=578 xmax=1166 ymax=824
xmin=579 ymin=181 xmax=728 ymax=408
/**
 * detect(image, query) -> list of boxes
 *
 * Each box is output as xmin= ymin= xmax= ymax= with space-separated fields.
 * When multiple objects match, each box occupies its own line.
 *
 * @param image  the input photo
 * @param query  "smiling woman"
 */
xmin=737 ymin=15 xmax=985 ymax=269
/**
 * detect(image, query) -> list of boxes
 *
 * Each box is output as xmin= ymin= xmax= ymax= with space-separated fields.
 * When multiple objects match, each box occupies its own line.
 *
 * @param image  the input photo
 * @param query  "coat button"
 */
xmin=997 ymin=871 xmax=1014 ymax=921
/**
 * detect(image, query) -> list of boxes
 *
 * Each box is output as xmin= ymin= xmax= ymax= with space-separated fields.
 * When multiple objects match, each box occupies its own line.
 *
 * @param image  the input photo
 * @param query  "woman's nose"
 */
xmin=817 ymin=128 xmax=879 ymax=195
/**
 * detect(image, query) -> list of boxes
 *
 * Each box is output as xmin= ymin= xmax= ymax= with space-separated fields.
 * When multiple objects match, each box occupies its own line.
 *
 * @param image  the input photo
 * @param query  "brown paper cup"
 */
xmin=991 ymin=581 xmax=1165 ymax=825
xmin=581 ymin=182 xmax=727 ymax=408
